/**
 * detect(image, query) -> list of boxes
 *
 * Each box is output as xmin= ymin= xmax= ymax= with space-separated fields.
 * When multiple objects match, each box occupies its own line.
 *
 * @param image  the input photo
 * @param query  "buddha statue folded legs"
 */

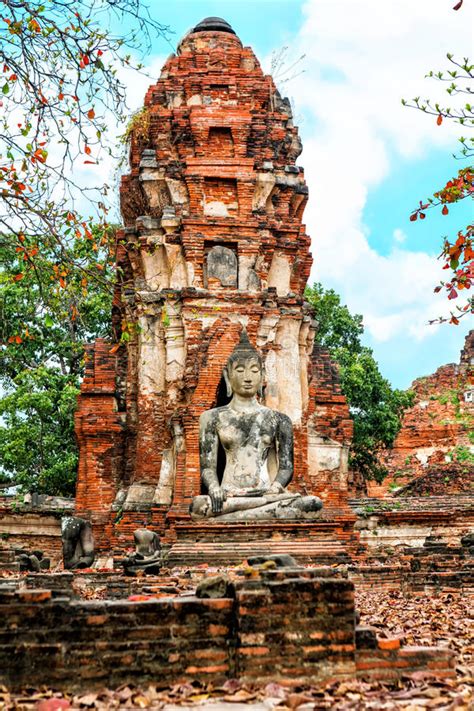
xmin=122 ymin=527 xmax=161 ymax=575
xmin=190 ymin=330 xmax=323 ymax=521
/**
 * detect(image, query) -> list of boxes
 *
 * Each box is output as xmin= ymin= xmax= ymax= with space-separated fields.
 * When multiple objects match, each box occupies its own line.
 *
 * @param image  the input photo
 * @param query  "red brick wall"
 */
xmin=0 ymin=569 xmax=455 ymax=692
xmin=370 ymin=330 xmax=473 ymax=497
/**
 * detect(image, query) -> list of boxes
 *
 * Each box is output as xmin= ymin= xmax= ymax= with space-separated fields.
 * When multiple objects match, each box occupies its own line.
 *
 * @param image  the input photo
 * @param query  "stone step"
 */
xmin=0 ymin=549 xmax=16 ymax=563
xmin=167 ymin=539 xmax=349 ymax=566
xmin=0 ymin=562 xmax=20 ymax=572
xmin=350 ymin=495 xmax=474 ymax=513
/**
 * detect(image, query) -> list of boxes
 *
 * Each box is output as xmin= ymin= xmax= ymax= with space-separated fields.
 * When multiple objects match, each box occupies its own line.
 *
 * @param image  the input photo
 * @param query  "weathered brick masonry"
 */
xmin=0 ymin=496 xmax=73 ymax=565
xmin=74 ymin=17 xmax=353 ymax=552
xmin=0 ymin=568 xmax=455 ymax=691
xmin=371 ymin=330 xmax=473 ymax=497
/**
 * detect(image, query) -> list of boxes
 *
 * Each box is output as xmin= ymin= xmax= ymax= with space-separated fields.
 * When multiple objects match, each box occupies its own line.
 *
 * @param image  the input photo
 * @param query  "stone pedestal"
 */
xmin=165 ymin=516 xmax=358 ymax=566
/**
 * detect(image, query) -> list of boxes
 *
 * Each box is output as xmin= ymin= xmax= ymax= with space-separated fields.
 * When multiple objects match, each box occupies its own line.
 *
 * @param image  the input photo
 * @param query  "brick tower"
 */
xmin=75 ymin=17 xmax=354 ymax=555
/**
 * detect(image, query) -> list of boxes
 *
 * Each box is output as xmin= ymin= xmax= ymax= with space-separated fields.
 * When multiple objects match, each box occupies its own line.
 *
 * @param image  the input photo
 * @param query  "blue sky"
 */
xmin=111 ymin=0 xmax=473 ymax=390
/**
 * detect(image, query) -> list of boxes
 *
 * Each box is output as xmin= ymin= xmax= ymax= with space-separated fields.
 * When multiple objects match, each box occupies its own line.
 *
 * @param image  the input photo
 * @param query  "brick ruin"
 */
xmin=74 ymin=17 xmax=354 ymax=554
xmin=0 ymin=19 xmax=472 ymax=699
xmin=0 ymin=567 xmax=457 ymax=692
xmin=369 ymin=329 xmax=474 ymax=498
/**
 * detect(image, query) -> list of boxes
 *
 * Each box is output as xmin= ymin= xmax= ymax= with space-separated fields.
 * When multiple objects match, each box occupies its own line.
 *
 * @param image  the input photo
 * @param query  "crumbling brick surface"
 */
xmin=74 ymin=21 xmax=353 ymax=550
xmin=0 ymin=568 xmax=455 ymax=692
xmin=0 ymin=498 xmax=69 ymax=564
xmin=370 ymin=330 xmax=473 ymax=497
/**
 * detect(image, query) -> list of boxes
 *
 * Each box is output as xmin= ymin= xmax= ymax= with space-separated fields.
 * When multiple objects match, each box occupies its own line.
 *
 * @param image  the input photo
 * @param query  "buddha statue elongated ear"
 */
xmin=258 ymin=365 xmax=265 ymax=398
xmin=223 ymin=366 xmax=232 ymax=398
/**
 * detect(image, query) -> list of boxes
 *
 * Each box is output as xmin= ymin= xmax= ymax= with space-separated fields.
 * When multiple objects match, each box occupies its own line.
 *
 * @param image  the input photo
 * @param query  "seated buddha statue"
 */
xmin=190 ymin=330 xmax=322 ymax=521
xmin=122 ymin=527 xmax=161 ymax=575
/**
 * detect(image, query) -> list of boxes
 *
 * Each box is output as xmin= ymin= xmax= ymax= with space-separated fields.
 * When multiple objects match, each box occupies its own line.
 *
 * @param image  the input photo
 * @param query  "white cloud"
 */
xmin=277 ymin=0 xmax=472 ymax=348
xmin=393 ymin=229 xmax=406 ymax=244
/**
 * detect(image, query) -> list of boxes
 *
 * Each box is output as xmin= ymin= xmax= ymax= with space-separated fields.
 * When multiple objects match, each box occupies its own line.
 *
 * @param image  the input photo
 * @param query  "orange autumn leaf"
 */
xmin=442 ymin=205 xmax=449 ymax=215
xmin=33 ymin=149 xmax=47 ymax=163
xmin=84 ymin=145 xmax=91 ymax=155
xmin=13 ymin=273 xmax=24 ymax=281
xmin=87 ymin=108 xmax=95 ymax=119
xmin=437 ymin=114 xmax=443 ymax=126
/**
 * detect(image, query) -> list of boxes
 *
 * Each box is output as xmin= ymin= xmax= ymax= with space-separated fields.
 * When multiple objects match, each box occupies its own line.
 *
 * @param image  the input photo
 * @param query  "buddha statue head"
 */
xmin=223 ymin=329 xmax=264 ymax=399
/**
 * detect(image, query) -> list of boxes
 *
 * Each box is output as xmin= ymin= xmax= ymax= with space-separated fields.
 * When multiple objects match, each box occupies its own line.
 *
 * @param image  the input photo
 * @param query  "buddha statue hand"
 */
xmin=209 ymin=484 xmax=226 ymax=513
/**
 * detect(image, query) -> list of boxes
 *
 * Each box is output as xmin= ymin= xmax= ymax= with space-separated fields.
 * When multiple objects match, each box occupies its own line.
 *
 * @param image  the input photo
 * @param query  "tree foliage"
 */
xmin=0 ymin=0 xmax=167 ymax=310
xmin=0 ymin=0 xmax=167 ymax=493
xmin=306 ymin=283 xmax=414 ymax=484
xmin=0 ymin=231 xmax=113 ymax=494
xmin=403 ymin=54 xmax=473 ymax=324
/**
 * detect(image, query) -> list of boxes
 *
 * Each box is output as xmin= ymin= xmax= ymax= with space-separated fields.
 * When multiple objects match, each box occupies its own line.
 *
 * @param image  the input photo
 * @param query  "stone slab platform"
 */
xmin=165 ymin=519 xmax=355 ymax=566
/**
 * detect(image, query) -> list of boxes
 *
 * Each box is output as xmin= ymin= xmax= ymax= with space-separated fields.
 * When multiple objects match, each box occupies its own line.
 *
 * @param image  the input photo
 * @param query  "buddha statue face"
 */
xmin=226 ymin=356 xmax=262 ymax=398
xmin=223 ymin=330 xmax=264 ymax=399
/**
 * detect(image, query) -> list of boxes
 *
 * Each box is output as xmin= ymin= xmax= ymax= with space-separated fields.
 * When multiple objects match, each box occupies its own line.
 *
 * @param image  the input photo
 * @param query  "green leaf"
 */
xmin=2 ymin=83 xmax=10 ymax=95
xmin=44 ymin=314 xmax=54 ymax=328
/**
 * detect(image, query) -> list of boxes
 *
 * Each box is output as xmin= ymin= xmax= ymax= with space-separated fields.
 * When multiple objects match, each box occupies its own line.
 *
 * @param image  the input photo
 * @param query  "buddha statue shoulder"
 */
xmin=190 ymin=330 xmax=322 ymax=521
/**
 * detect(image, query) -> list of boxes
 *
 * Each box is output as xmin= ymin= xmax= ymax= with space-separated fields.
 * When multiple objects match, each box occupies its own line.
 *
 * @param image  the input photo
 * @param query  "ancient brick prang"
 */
xmin=75 ymin=17 xmax=353 ymax=548
xmin=369 ymin=330 xmax=473 ymax=497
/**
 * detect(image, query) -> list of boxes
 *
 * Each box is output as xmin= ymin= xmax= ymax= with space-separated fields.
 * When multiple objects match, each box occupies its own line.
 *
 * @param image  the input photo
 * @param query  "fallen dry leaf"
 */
xmin=74 ymin=692 xmax=98 ymax=707
xmin=223 ymin=689 xmax=257 ymax=702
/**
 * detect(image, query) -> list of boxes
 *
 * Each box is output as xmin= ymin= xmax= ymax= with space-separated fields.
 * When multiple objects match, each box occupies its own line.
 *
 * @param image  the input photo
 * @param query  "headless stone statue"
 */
xmin=122 ymin=528 xmax=161 ymax=575
xmin=61 ymin=516 xmax=95 ymax=570
xmin=190 ymin=330 xmax=322 ymax=521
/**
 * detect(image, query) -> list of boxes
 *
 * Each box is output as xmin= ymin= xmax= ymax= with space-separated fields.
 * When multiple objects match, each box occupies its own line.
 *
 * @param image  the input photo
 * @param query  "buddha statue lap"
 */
xmin=190 ymin=330 xmax=322 ymax=521
xmin=122 ymin=527 xmax=161 ymax=575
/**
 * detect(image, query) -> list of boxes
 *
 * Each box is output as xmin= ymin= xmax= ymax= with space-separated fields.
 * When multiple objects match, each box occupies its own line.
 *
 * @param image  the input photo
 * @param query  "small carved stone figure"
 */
xmin=190 ymin=330 xmax=322 ymax=521
xmin=61 ymin=516 xmax=95 ymax=570
xmin=16 ymin=549 xmax=50 ymax=572
xmin=122 ymin=527 xmax=161 ymax=575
